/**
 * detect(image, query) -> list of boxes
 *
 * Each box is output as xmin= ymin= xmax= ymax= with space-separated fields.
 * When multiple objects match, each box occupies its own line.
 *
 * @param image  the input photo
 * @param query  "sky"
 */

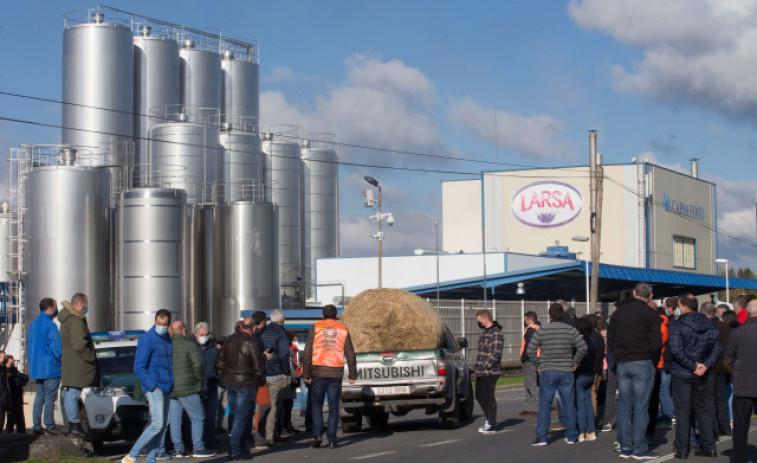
xmin=1 ymin=0 xmax=756 ymax=271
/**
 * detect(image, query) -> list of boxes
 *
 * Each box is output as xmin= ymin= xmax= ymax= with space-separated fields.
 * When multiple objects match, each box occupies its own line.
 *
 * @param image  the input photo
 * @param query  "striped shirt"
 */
xmin=526 ymin=320 xmax=587 ymax=373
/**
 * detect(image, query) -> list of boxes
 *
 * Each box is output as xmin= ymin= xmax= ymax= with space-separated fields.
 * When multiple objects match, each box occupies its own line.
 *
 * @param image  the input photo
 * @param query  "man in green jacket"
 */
xmin=159 ymin=321 xmax=215 ymax=458
xmin=59 ymin=293 xmax=99 ymax=438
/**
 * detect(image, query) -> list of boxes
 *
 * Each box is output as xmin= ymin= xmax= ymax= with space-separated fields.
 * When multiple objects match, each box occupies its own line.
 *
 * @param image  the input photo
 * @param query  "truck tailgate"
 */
xmin=342 ymin=350 xmax=444 ymax=400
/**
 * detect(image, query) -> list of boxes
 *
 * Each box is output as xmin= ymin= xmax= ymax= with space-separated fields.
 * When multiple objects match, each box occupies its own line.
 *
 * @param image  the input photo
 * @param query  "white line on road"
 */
xmin=352 ymin=451 xmax=398 ymax=460
xmin=419 ymin=439 xmax=462 ymax=448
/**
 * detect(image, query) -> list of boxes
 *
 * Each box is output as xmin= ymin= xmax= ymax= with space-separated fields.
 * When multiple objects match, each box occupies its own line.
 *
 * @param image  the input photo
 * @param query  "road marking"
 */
xmin=419 ymin=439 xmax=461 ymax=447
xmin=352 ymin=451 xmax=398 ymax=460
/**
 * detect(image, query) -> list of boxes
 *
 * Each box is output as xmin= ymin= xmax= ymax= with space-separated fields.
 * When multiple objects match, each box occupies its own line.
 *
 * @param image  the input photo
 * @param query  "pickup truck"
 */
xmin=340 ymin=326 xmax=474 ymax=430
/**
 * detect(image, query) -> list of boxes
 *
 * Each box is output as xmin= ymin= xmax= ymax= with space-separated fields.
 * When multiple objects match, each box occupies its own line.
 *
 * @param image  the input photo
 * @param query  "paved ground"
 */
xmin=91 ymin=388 xmax=757 ymax=462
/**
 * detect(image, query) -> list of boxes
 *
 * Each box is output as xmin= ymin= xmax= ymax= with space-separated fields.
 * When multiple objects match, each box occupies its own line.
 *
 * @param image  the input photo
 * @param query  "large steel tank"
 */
xmin=180 ymin=41 xmax=222 ymax=118
xmin=150 ymin=122 xmax=219 ymax=204
xmin=221 ymin=51 xmax=259 ymax=122
xmin=133 ymin=26 xmax=180 ymax=183
xmin=187 ymin=205 xmax=213 ymax=330
xmin=27 ymin=165 xmax=111 ymax=332
xmin=218 ymin=129 xmax=263 ymax=202
xmin=262 ymin=131 xmax=302 ymax=287
xmin=62 ymin=12 xmax=133 ymax=167
xmin=300 ymin=139 xmax=339 ymax=288
xmin=212 ymin=201 xmax=278 ymax=336
xmin=117 ymin=188 xmax=186 ymax=330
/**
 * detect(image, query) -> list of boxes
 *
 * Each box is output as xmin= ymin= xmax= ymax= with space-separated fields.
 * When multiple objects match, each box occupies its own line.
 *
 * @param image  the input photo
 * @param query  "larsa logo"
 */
xmin=511 ymin=181 xmax=583 ymax=228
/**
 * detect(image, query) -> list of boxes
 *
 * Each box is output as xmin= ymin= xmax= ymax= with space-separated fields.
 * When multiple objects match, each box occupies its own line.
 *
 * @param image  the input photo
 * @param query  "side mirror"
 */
xmin=457 ymin=337 xmax=468 ymax=349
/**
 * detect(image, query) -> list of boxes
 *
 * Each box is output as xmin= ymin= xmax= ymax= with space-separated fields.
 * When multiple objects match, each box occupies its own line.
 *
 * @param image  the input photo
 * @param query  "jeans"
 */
xmin=64 ymin=387 xmax=82 ymax=423
xmin=129 ymin=389 xmax=170 ymax=463
xmin=310 ymin=377 xmax=342 ymax=444
xmin=575 ymin=374 xmax=595 ymax=434
xmin=658 ymin=370 xmax=674 ymax=420
xmin=475 ymin=375 xmax=498 ymax=425
xmin=200 ymin=387 xmax=218 ymax=447
xmin=535 ymin=370 xmax=577 ymax=443
xmin=732 ymin=395 xmax=757 ymax=463
xmin=705 ymin=372 xmax=730 ymax=435
xmin=167 ymin=394 xmax=206 ymax=453
xmin=33 ymin=378 xmax=60 ymax=431
xmin=265 ymin=374 xmax=288 ymax=441
xmin=616 ymin=359 xmax=655 ymax=455
xmin=671 ymin=376 xmax=715 ymax=453
xmin=227 ymin=385 xmax=257 ymax=457
xmin=522 ymin=361 xmax=539 ymax=411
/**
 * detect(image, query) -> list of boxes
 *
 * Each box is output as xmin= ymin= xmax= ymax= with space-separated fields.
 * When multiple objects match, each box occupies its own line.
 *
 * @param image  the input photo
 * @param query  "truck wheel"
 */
xmin=366 ymin=410 xmax=389 ymax=428
xmin=341 ymin=410 xmax=363 ymax=433
xmin=460 ymin=379 xmax=475 ymax=421
xmin=439 ymin=395 xmax=461 ymax=429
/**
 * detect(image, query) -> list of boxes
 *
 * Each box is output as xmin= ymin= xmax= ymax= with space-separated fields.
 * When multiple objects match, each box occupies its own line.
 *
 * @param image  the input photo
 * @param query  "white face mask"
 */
xmin=198 ymin=336 xmax=210 ymax=345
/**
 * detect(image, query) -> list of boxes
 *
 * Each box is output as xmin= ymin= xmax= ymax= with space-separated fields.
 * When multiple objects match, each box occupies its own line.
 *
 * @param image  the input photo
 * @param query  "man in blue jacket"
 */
xmin=668 ymin=294 xmax=722 ymax=459
xmin=27 ymin=297 xmax=62 ymax=435
xmin=255 ymin=309 xmax=291 ymax=445
xmin=122 ymin=309 xmax=174 ymax=463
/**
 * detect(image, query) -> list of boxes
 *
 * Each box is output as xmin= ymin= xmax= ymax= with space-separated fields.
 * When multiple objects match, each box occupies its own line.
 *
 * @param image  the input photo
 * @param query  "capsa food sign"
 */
xmin=511 ymin=181 xmax=583 ymax=228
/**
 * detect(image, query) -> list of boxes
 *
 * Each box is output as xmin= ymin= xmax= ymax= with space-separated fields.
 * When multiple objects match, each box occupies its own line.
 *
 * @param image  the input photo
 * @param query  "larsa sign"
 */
xmin=511 ymin=181 xmax=583 ymax=228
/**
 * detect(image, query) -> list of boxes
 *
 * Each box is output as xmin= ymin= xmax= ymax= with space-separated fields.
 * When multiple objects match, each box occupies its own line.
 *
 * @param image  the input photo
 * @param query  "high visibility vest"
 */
xmin=312 ymin=319 xmax=348 ymax=368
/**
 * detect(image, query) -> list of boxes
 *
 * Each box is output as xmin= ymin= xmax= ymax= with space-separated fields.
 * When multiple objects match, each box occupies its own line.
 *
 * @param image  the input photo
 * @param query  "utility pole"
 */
xmin=589 ymin=131 xmax=602 ymax=313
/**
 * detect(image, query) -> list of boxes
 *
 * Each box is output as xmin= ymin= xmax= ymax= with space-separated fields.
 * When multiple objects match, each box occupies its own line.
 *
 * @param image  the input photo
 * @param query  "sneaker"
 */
xmin=155 ymin=451 xmax=172 ymax=460
xmin=631 ymin=451 xmax=660 ymax=460
xmin=255 ymin=443 xmax=269 ymax=450
xmin=564 ymin=438 xmax=577 ymax=445
xmin=479 ymin=423 xmax=496 ymax=434
xmin=614 ymin=441 xmax=622 ymax=452
xmin=619 ymin=451 xmax=633 ymax=459
xmin=121 ymin=457 xmax=135 ymax=463
xmin=578 ymin=433 xmax=586 ymax=443
xmin=602 ymin=423 xmax=614 ymax=432
xmin=531 ymin=439 xmax=548 ymax=447
xmin=173 ymin=450 xmax=190 ymax=458
xmin=584 ymin=432 xmax=597 ymax=441
xmin=659 ymin=421 xmax=673 ymax=428
xmin=193 ymin=448 xmax=216 ymax=458
xmin=478 ymin=420 xmax=491 ymax=432
xmin=550 ymin=424 xmax=567 ymax=431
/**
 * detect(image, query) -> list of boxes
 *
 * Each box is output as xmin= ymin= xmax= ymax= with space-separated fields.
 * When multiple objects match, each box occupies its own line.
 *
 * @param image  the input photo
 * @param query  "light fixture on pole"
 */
xmin=715 ymin=258 xmax=730 ymax=304
xmin=572 ymin=235 xmax=590 ymax=314
xmin=364 ymin=176 xmax=394 ymax=288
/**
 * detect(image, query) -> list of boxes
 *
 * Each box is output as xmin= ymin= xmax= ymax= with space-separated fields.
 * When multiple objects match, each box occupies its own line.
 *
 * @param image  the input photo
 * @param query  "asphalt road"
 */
xmin=102 ymin=388 xmax=757 ymax=462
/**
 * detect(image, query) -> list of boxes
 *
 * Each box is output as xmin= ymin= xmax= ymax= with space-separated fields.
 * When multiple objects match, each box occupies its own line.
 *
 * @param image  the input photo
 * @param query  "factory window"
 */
xmin=673 ymin=235 xmax=696 ymax=269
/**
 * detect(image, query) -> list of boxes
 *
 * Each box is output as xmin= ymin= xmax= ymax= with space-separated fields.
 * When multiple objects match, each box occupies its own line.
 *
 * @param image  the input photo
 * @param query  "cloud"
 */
xmin=263 ymin=65 xmax=298 ymax=83
xmin=569 ymin=0 xmax=757 ymax=121
xmin=447 ymin=97 xmax=573 ymax=160
xmin=650 ymin=135 xmax=681 ymax=156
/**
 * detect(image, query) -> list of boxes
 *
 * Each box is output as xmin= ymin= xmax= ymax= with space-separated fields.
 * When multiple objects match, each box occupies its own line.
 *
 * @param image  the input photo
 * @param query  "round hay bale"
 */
xmin=341 ymin=288 xmax=444 ymax=353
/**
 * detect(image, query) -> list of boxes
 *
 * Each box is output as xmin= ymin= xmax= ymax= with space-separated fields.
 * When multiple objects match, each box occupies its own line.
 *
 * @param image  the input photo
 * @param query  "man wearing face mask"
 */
xmin=473 ymin=309 xmax=504 ymax=434
xmin=28 ymin=297 xmax=62 ymax=435
xmin=194 ymin=321 xmax=220 ymax=450
xmin=59 ymin=292 xmax=99 ymax=438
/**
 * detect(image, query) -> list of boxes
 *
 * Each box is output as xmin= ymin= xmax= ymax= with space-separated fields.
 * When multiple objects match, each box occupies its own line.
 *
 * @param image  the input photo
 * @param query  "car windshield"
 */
xmin=96 ymin=346 xmax=137 ymax=388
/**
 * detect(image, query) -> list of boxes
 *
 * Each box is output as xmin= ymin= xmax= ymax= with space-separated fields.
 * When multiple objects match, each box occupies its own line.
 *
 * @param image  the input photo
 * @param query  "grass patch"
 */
xmin=22 ymin=457 xmax=112 ymax=463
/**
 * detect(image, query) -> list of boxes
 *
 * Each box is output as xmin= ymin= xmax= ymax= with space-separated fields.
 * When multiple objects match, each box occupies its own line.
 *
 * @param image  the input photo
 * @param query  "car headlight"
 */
xmin=91 ymin=387 xmax=129 ymax=398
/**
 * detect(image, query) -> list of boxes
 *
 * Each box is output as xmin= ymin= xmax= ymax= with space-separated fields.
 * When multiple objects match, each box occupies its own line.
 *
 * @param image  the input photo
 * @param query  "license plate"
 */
xmin=371 ymin=386 xmax=410 ymax=396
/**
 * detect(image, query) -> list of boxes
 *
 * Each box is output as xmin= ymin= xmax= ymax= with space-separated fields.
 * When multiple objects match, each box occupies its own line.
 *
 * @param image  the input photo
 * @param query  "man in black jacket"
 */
xmin=194 ymin=321 xmax=220 ymax=450
xmin=608 ymin=282 xmax=662 ymax=460
xmin=255 ymin=309 xmax=291 ymax=445
xmin=216 ymin=317 xmax=265 ymax=461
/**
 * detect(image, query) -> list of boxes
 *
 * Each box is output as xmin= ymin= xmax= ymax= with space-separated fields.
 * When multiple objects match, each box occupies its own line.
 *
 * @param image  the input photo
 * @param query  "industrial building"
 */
xmin=1 ymin=6 xmax=340 ymax=362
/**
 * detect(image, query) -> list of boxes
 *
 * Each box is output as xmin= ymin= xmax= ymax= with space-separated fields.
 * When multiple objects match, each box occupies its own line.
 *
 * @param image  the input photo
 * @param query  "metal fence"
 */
xmin=433 ymin=298 xmax=608 ymax=366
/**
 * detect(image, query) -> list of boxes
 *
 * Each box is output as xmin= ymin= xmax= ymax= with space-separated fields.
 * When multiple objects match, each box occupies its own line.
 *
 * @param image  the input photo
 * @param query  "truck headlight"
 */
xmin=91 ymin=387 xmax=129 ymax=398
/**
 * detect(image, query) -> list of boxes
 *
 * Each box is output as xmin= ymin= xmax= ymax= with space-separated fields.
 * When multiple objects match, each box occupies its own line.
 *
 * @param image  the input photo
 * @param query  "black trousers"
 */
xmin=705 ymin=372 xmax=730 ymax=436
xmin=646 ymin=369 xmax=661 ymax=436
xmin=5 ymin=404 xmax=25 ymax=433
xmin=671 ymin=376 xmax=716 ymax=453
xmin=732 ymin=395 xmax=757 ymax=463
xmin=602 ymin=370 xmax=618 ymax=427
xmin=475 ymin=375 xmax=498 ymax=425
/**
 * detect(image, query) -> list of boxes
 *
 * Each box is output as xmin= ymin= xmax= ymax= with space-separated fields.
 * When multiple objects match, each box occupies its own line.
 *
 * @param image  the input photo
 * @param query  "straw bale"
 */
xmin=341 ymin=288 xmax=444 ymax=353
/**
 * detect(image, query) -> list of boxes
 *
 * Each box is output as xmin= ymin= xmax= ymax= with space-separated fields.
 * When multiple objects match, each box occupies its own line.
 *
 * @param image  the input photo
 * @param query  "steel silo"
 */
xmin=212 ymin=201 xmax=278 ymax=336
xmin=218 ymin=128 xmax=263 ymax=202
xmin=117 ymin=188 xmax=186 ymax=330
xmin=262 ymin=130 xmax=302 ymax=288
xmin=187 ymin=205 xmax=213 ymax=330
xmin=300 ymin=136 xmax=339 ymax=289
xmin=62 ymin=11 xmax=133 ymax=169
xmin=26 ymin=163 xmax=111 ymax=332
xmin=221 ymin=50 xmax=259 ymax=123
xmin=133 ymin=26 xmax=180 ymax=184
xmin=180 ymin=40 xmax=222 ymax=118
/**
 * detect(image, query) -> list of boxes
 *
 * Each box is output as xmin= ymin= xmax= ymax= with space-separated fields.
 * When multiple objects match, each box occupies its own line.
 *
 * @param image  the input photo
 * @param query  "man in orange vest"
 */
xmin=303 ymin=305 xmax=357 ymax=449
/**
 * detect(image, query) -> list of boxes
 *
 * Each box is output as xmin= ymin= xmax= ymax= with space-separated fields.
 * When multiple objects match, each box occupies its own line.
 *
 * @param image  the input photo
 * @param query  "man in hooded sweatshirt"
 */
xmin=59 ymin=293 xmax=99 ymax=438
xmin=668 ymin=293 xmax=722 ymax=459
xmin=473 ymin=309 xmax=504 ymax=434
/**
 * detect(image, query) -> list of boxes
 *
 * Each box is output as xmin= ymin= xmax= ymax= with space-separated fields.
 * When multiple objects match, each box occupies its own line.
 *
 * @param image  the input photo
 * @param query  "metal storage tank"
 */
xmin=187 ymin=205 xmax=213 ymax=330
xmin=180 ymin=41 xmax=222 ymax=118
xmin=0 ymin=203 xmax=17 ymax=282
xmin=262 ymin=131 xmax=302 ymax=287
xmin=150 ymin=121 xmax=220 ymax=204
xmin=133 ymin=26 xmax=180 ymax=184
xmin=300 ymin=137 xmax=339 ymax=288
xmin=212 ymin=201 xmax=278 ymax=336
xmin=62 ymin=11 xmax=133 ymax=166
xmin=117 ymin=188 xmax=186 ymax=330
xmin=26 ymin=164 xmax=111 ymax=332
xmin=221 ymin=51 xmax=259 ymax=123
xmin=219 ymin=129 xmax=263 ymax=202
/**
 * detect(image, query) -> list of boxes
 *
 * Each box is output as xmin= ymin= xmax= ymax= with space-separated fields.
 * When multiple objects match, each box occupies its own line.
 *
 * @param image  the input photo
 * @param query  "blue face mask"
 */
xmin=155 ymin=325 xmax=169 ymax=335
xmin=82 ymin=306 xmax=89 ymax=315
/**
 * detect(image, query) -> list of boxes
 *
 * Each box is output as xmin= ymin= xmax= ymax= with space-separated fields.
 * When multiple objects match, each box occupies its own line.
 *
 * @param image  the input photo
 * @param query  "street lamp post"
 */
xmin=716 ymin=258 xmax=730 ymax=304
xmin=365 ymin=176 xmax=394 ymax=289
xmin=573 ymin=236 xmax=590 ymax=314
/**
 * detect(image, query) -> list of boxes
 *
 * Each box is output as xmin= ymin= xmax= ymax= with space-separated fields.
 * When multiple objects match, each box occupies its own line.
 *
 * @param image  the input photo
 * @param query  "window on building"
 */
xmin=673 ymin=235 xmax=696 ymax=269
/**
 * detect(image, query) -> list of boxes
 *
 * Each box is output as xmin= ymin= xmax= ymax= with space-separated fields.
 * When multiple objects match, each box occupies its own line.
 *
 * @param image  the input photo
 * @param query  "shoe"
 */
xmin=121 ymin=457 xmax=135 ymax=463
xmin=44 ymin=428 xmax=60 ymax=436
xmin=255 ymin=443 xmax=269 ymax=450
xmin=718 ymin=430 xmax=731 ymax=437
xmin=550 ymin=424 xmax=567 ymax=431
xmin=312 ymin=437 xmax=322 ymax=448
xmin=584 ymin=432 xmax=596 ymax=441
xmin=275 ymin=434 xmax=290 ymax=442
xmin=266 ymin=438 xmax=275 ymax=446
xmin=564 ymin=438 xmax=577 ymax=445
xmin=478 ymin=420 xmax=491 ymax=432
xmin=155 ymin=451 xmax=173 ymax=460
xmin=193 ymin=449 xmax=217 ymax=458
xmin=659 ymin=421 xmax=674 ymax=428
xmin=619 ymin=451 xmax=633 ymax=459
xmin=479 ymin=422 xmax=496 ymax=434
xmin=68 ymin=422 xmax=92 ymax=439
xmin=328 ymin=443 xmax=339 ymax=449
xmin=32 ymin=429 xmax=45 ymax=436
xmin=693 ymin=449 xmax=717 ymax=458
xmin=674 ymin=451 xmax=689 ymax=459
xmin=602 ymin=423 xmax=613 ymax=432
xmin=578 ymin=433 xmax=586 ymax=443
xmin=531 ymin=439 xmax=547 ymax=447
xmin=631 ymin=451 xmax=660 ymax=460
xmin=285 ymin=426 xmax=301 ymax=434
xmin=614 ymin=441 xmax=622 ymax=452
